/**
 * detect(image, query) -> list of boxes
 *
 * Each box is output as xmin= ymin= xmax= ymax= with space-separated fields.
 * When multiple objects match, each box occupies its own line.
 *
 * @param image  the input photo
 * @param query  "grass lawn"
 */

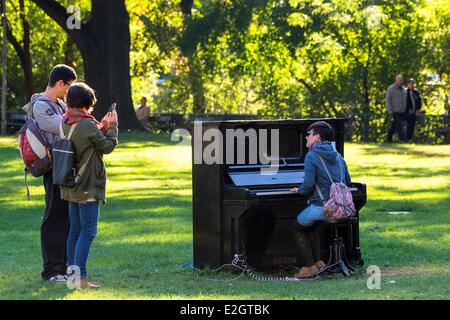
xmin=0 ymin=133 xmax=449 ymax=300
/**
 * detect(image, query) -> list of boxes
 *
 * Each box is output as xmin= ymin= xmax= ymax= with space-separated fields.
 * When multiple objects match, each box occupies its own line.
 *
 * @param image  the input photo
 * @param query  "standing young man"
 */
xmin=22 ymin=64 xmax=77 ymax=282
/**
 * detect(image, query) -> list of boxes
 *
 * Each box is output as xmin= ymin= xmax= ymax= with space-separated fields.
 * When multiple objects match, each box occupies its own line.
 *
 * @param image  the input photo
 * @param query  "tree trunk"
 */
xmin=3 ymin=0 xmax=34 ymax=99
xmin=64 ymin=37 xmax=77 ymax=67
xmin=76 ymin=1 xmax=140 ymax=130
xmin=21 ymin=0 xmax=34 ymax=100
xmin=361 ymin=43 xmax=372 ymax=142
xmin=180 ymin=1 xmax=207 ymax=114
xmin=188 ymin=56 xmax=206 ymax=114
xmin=361 ymin=68 xmax=370 ymax=142
xmin=30 ymin=0 xmax=143 ymax=131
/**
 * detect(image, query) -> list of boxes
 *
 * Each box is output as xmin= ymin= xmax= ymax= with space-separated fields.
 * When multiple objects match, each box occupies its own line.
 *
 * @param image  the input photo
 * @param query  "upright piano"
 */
xmin=192 ymin=118 xmax=366 ymax=270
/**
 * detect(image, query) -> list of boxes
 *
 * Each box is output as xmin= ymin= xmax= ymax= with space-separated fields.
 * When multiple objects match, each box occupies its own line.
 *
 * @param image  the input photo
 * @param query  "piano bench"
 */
xmin=317 ymin=217 xmax=358 ymax=277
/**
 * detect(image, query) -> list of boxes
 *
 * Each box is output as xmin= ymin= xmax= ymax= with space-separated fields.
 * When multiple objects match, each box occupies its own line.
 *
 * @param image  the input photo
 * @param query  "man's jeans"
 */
xmin=41 ymin=170 xmax=69 ymax=280
xmin=387 ymin=113 xmax=406 ymax=142
xmin=67 ymin=201 xmax=99 ymax=279
xmin=297 ymin=203 xmax=327 ymax=227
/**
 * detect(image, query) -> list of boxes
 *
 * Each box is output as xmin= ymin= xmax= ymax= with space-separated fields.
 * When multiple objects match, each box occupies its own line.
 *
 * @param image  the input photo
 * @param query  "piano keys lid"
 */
xmin=228 ymin=170 xmax=305 ymax=187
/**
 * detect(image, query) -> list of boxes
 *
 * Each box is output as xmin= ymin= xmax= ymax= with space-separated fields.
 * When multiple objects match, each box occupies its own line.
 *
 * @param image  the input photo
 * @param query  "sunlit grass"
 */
xmin=0 ymin=134 xmax=449 ymax=300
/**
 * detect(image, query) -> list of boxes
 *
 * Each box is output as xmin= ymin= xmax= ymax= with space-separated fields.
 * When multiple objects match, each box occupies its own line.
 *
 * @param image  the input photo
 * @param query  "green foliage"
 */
xmin=1 ymin=0 xmax=449 ymax=140
xmin=2 ymin=0 xmax=86 ymax=110
xmin=136 ymin=0 xmax=449 ymax=140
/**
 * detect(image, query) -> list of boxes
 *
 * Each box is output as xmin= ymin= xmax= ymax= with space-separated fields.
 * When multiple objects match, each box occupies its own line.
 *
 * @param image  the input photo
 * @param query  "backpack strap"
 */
xmin=316 ymin=154 xmax=332 ymax=204
xmin=315 ymin=184 xmax=325 ymax=204
xmin=31 ymin=98 xmax=61 ymax=121
xmin=59 ymin=122 xmax=78 ymax=140
xmin=318 ymin=154 xmax=345 ymax=183
xmin=59 ymin=122 xmax=65 ymax=139
xmin=24 ymin=168 xmax=30 ymax=200
xmin=74 ymin=149 xmax=94 ymax=184
xmin=317 ymin=155 xmax=334 ymax=184
xmin=315 ymin=154 xmax=344 ymax=204
xmin=67 ymin=123 xmax=78 ymax=140
xmin=31 ymin=98 xmax=63 ymax=149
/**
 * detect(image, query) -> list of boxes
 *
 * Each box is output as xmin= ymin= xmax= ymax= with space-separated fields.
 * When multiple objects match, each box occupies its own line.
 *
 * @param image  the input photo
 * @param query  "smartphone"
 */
xmin=109 ymin=102 xmax=117 ymax=113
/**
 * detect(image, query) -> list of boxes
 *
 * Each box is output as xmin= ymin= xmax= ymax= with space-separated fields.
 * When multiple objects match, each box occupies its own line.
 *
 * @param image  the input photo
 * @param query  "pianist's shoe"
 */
xmin=294 ymin=264 xmax=319 ymax=278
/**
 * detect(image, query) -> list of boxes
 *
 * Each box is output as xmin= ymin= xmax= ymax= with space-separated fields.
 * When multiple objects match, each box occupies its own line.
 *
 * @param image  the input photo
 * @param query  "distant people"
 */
xmin=60 ymin=83 xmax=119 ymax=289
xmin=289 ymin=121 xmax=352 ymax=278
xmin=135 ymin=96 xmax=150 ymax=122
xmin=405 ymin=79 xmax=422 ymax=141
xmin=386 ymin=74 xmax=407 ymax=142
xmin=22 ymin=64 xmax=77 ymax=282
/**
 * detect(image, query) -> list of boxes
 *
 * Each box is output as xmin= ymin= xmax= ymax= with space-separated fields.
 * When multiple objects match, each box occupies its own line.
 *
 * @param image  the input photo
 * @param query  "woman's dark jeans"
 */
xmin=66 ymin=201 xmax=99 ymax=279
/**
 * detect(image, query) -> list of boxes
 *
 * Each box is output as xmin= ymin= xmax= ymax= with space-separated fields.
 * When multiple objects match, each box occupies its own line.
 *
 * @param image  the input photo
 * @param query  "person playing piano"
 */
xmin=290 ymin=121 xmax=352 ymax=278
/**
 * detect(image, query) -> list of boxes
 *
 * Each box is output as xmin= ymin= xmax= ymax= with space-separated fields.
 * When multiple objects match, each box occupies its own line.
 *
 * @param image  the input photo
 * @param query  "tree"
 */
xmin=30 ymin=0 xmax=142 ymax=131
xmin=178 ymin=0 xmax=266 ymax=113
xmin=1 ymin=0 xmax=34 ymax=99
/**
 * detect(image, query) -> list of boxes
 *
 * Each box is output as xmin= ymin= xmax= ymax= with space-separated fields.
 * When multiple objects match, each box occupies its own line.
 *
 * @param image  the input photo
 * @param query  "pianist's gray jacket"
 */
xmin=298 ymin=141 xmax=351 ymax=206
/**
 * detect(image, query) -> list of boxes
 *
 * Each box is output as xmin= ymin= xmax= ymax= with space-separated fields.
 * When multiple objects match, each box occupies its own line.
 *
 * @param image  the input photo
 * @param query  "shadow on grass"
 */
xmin=116 ymin=133 xmax=181 ymax=149
xmin=1 ymin=198 xmax=448 ymax=299
xmin=369 ymin=186 xmax=450 ymax=199
xmin=0 ymin=231 xmax=447 ymax=300
xmin=1 ymin=136 xmax=449 ymax=299
xmin=351 ymin=164 xmax=450 ymax=180
xmin=359 ymin=144 xmax=450 ymax=158
xmin=106 ymin=171 xmax=192 ymax=182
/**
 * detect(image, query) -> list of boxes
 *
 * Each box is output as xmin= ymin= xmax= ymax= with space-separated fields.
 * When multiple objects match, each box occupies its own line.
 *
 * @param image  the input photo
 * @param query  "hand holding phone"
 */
xmin=109 ymin=102 xmax=118 ymax=123
xmin=109 ymin=102 xmax=117 ymax=113
xmin=102 ymin=103 xmax=118 ymax=130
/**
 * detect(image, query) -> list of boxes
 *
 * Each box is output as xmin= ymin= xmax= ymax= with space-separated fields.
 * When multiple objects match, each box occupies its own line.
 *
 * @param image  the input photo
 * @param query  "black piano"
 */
xmin=192 ymin=118 xmax=366 ymax=270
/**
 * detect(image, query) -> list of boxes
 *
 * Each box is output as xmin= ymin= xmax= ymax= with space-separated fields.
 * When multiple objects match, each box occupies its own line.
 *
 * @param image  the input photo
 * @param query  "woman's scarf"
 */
xmin=62 ymin=107 xmax=104 ymax=131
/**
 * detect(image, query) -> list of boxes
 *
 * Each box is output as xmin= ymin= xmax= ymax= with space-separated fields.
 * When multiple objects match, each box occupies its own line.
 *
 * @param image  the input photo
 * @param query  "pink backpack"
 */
xmin=315 ymin=155 xmax=356 ymax=219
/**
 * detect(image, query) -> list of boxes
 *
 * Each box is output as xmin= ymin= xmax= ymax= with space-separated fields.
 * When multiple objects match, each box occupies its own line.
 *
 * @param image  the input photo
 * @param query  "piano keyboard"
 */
xmin=252 ymin=187 xmax=359 ymax=196
xmin=253 ymin=188 xmax=294 ymax=196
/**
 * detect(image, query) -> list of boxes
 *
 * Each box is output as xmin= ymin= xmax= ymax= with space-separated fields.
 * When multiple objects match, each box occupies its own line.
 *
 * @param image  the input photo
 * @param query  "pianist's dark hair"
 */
xmin=307 ymin=121 xmax=334 ymax=141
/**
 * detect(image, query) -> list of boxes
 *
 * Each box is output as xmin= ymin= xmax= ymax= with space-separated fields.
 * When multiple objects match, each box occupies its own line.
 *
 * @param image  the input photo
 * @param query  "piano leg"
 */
xmin=355 ymin=247 xmax=364 ymax=266
xmin=353 ymin=217 xmax=364 ymax=266
xmin=341 ymin=244 xmax=356 ymax=272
